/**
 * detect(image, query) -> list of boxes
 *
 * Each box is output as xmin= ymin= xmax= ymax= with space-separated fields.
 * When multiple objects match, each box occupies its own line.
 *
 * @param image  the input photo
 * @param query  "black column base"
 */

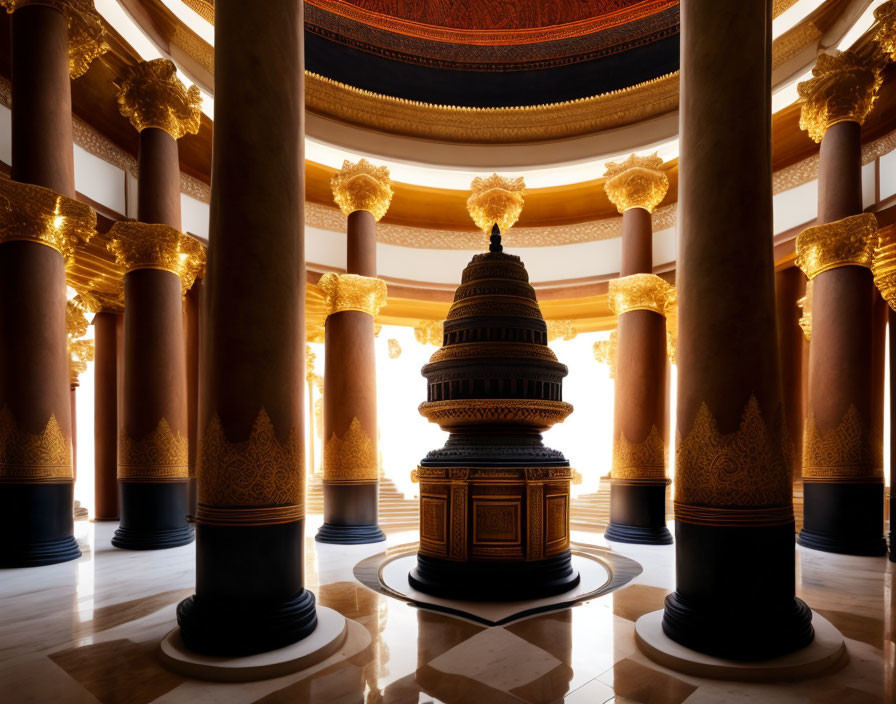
xmin=409 ymin=551 xmax=580 ymax=601
xmin=889 ymin=530 xmax=895 ymax=563
xmin=797 ymin=528 xmax=887 ymax=557
xmin=606 ymin=482 xmax=672 ymax=545
xmin=316 ymin=522 xmax=386 ymax=544
xmin=177 ymin=587 xmax=318 ymax=657
xmin=797 ymin=482 xmax=886 ymax=557
xmin=605 ymin=522 xmax=673 ymax=545
xmin=0 ymin=482 xmax=81 ymax=567
xmin=112 ymin=481 xmax=194 ymax=551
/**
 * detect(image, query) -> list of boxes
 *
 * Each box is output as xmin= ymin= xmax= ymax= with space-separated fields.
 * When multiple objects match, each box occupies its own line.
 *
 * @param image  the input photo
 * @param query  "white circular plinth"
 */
xmin=634 ymin=609 xmax=847 ymax=682
xmin=159 ymin=605 xmax=348 ymax=682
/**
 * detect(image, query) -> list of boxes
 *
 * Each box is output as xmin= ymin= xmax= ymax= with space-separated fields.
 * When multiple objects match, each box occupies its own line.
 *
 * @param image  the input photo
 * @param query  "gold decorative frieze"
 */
xmin=795 ymin=213 xmax=878 ymax=279
xmin=874 ymin=1 xmax=896 ymax=61
xmin=323 ymin=417 xmax=377 ymax=483
xmin=608 ymin=273 xmax=675 ymax=316
xmin=545 ymin=320 xmax=576 ymax=342
xmin=318 ymin=272 xmax=387 ymax=317
xmin=0 ymin=0 xmax=109 ymax=79
xmin=612 ymin=426 xmax=667 ymax=482
xmin=0 ymin=406 xmax=71 ymax=482
xmin=593 ymin=330 xmax=618 ymax=378
xmin=330 ymin=159 xmax=393 ymax=221
xmin=107 ymin=221 xmax=206 ymax=292
xmin=118 ymin=418 xmax=188 ymax=480
xmin=387 ymin=338 xmax=402 ymax=359
xmin=676 ymin=396 xmax=792 ymax=507
xmin=420 ymin=398 xmax=572 ymax=431
xmin=467 ymin=174 xmax=526 ymax=234
xmin=603 ymin=153 xmax=669 ymax=214
xmin=0 ymin=178 xmax=95 ymax=260
xmin=414 ymin=321 xmax=444 ymax=346
xmin=116 ymin=59 xmax=202 ymax=139
xmin=803 ymin=406 xmax=883 ymax=481
xmin=197 ymin=409 xmax=304 ymax=526
xmin=872 ymin=225 xmax=896 ymax=312
xmin=798 ymin=51 xmax=882 ymax=143
xmin=797 ymin=279 xmax=813 ymax=341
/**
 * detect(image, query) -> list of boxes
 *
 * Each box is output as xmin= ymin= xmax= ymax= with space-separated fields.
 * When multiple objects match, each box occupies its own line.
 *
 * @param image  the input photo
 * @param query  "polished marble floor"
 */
xmin=0 ymin=517 xmax=893 ymax=703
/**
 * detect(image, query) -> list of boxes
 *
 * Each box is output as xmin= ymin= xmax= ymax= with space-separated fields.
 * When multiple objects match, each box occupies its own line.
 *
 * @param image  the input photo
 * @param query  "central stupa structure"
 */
xmin=409 ymin=176 xmax=580 ymax=600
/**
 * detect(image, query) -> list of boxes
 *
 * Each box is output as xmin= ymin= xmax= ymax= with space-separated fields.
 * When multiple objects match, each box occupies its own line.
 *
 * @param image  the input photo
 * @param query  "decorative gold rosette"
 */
xmin=603 ymin=153 xmax=669 ymax=214
xmin=330 ymin=159 xmax=393 ymax=221
xmin=116 ymin=59 xmax=202 ymax=139
xmin=106 ymin=221 xmax=206 ymax=292
xmin=318 ymin=272 xmax=387 ymax=317
xmin=466 ymin=173 xmax=526 ymax=233
xmin=608 ymin=273 xmax=675 ymax=316
xmin=795 ymin=213 xmax=878 ymax=279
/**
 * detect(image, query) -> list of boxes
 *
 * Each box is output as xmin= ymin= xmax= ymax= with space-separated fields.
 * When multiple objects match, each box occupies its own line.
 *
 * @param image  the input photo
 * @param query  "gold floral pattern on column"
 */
xmin=608 ymin=273 xmax=675 ymax=316
xmin=798 ymin=51 xmax=883 ymax=143
xmin=116 ymin=59 xmax=202 ymax=139
xmin=466 ymin=174 xmax=526 ymax=234
xmin=795 ymin=213 xmax=878 ymax=279
xmin=323 ymin=417 xmax=377 ymax=483
xmin=0 ymin=178 xmax=95 ymax=259
xmin=0 ymin=406 xmax=71 ymax=481
xmin=874 ymin=0 xmax=896 ymax=61
xmin=107 ymin=221 xmax=206 ymax=293
xmin=197 ymin=409 xmax=304 ymax=526
xmin=603 ymin=153 xmax=669 ymax=213
xmin=330 ymin=159 xmax=393 ymax=221
xmin=802 ymin=406 xmax=883 ymax=481
xmin=318 ymin=272 xmax=387 ymax=317
xmin=611 ymin=426 xmax=667 ymax=482
xmin=0 ymin=0 xmax=109 ymax=79
xmin=118 ymin=417 xmax=188 ymax=480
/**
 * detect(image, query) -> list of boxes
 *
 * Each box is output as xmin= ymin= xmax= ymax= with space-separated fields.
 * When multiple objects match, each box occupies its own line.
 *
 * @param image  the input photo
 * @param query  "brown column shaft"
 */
xmin=347 ymin=210 xmax=377 ymax=277
xmin=93 ymin=312 xmax=120 ymax=520
xmin=184 ymin=280 xmax=202 ymax=513
xmin=889 ymin=309 xmax=896 ymax=559
xmin=775 ymin=267 xmax=806 ymax=480
xmin=620 ymin=207 xmax=652 ymax=277
xmin=614 ymin=311 xmax=666 ymax=444
xmin=818 ymin=122 xmax=862 ymax=223
xmin=137 ymin=128 xmax=182 ymax=227
xmin=70 ymin=386 xmax=77 ymax=480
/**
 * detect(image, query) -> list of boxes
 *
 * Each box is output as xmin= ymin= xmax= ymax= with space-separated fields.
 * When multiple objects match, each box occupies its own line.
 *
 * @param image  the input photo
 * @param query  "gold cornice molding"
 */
xmin=330 ymin=159 xmax=393 ymax=221
xmin=466 ymin=174 xmax=526 ymax=233
xmin=319 ymin=272 xmax=388 ymax=317
xmin=795 ymin=213 xmax=878 ymax=279
xmin=603 ymin=153 xmax=669 ymax=213
xmin=107 ymin=221 xmax=206 ymax=290
xmin=874 ymin=0 xmax=896 ymax=61
xmin=116 ymin=58 xmax=202 ymax=139
xmin=608 ymin=273 xmax=675 ymax=316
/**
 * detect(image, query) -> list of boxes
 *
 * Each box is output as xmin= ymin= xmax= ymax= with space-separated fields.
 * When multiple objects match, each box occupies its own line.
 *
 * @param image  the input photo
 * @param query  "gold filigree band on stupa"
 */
xmin=118 ymin=417 xmax=189 ymax=481
xmin=318 ymin=272 xmax=387 ymax=317
xmin=798 ymin=51 xmax=883 ymax=143
xmin=0 ymin=406 xmax=71 ymax=482
xmin=797 ymin=279 xmax=813 ymax=341
xmin=323 ymin=417 xmax=377 ymax=484
xmin=0 ymin=178 xmax=95 ymax=259
xmin=116 ymin=59 xmax=202 ymax=139
xmin=466 ymin=174 xmax=526 ymax=233
xmin=608 ymin=273 xmax=675 ymax=316
xmin=795 ymin=213 xmax=878 ymax=279
xmin=0 ymin=0 xmax=108 ymax=79
xmin=196 ymin=409 xmax=304 ymax=526
xmin=611 ymin=426 xmax=668 ymax=484
xmin=875 ymin=1 xmax=896 ymax=61
xmin=330 ymin=159 xmax=393 ymax=221
xmin=603 ymin=153 xmax=670 ymax=214
xmin=802 ymin=405 xmax=883 ymax=482
xmin=675 ymin=396 xmax=792 ymax=526
xmin=107 ymin=221 xmax=206 ymax=292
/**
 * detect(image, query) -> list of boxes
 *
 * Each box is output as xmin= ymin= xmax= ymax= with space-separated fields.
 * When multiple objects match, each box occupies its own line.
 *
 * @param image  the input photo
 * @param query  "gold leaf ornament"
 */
xmin=466 ymin=173 xmax=526 ymax=234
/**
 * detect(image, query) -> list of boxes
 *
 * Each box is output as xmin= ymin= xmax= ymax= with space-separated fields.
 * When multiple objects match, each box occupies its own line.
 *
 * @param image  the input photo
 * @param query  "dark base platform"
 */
xmin=409 ymin=551 xmax=580 ymax=601
xmin=113 ymin=480 xmax=193 ymax=551
xmin=605 ymin=522 xmax=673 ymax=545
xmin=797 ymin=528 xmax=887 ymax=557
xmin=607 ymin=482 xmax=672 ymax=545
xmin=798 ymin=482 xmax=886 ymax=557
xmin=889 ymin=529 xmax=895 ymax=563
xmin=315 ymin=522 xmax=386 ymax=544
xmin=176 ymin=588 xmax=319 ymax=657
xmin=0 ymin=482 xmax=81 ymax=567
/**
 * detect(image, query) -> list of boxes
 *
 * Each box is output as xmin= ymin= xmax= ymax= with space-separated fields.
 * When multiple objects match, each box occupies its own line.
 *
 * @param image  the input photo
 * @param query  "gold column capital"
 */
xmin=546 ymin=320 xmax=577 ymax=342
xmin=318 ymin=272 xmax=387 ymax=317
xmin=66 ymin=296 xmax=93 ymax=386
xmin=330 ymin=159 xmax=393 ymax=221
xmin=592 ymin=330 xmax=618 ymax=378
xmin=116 ymin=59 xmax=202 ymax=139
xmin=608 ymin=273 xmax=675 ymax=316
xmin=1 ymin=0 xmax=109 ymax=78
xmin=414 ymin=320 xmax=443 ymax=346
xmin=107 ymin=221 xmax=206 ymax=292
xmin=797 ymin=279 xmax=813 ymax=341
xmin=874 ymin=1 xmax=896 ymax=61
xmin=795 ymin=213 xmax=878 ymax=279
xmin=872 ymin=224 xmax=896 ymax=312
xmin=603 ymin=153 xmax=669 ymax=214
xmin=0 ymin=178 xmax=95 ymax=260
xmin=466 ymin=173 xmax=526 ymax=233
xmin=798 ymin=51 xmax=883 ymax=143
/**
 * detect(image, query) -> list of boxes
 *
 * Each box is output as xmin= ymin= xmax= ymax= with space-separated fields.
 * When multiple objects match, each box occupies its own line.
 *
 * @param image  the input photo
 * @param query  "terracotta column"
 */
xmin=317 ymin=160 xmax=392 ymax=544
xmin=0 ymin=0 xmax=105 ymax=567
xmin=176 ymin=0 xmax=319 ymax=656
xmin=775 ymin=266 xmax=806 ymax=483
xmin=108 ymin=59 xmax=204 ymax=550
xmin=184 ymin=279 xmax=202 ymax=517
xmin=795 ymin=52 xmax=886 ymax=556
xmin=93 ymin=308 xmax=122 ymax=520
xmin=603 ymin=154 xmax=673 ymax=545
xmin=655 ymin=0 xmax=813 ymax=660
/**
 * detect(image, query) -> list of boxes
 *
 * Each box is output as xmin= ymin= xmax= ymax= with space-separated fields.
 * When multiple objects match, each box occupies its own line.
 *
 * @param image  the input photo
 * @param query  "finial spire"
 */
xmin=489 ymin=223 xmax=502 ymax=253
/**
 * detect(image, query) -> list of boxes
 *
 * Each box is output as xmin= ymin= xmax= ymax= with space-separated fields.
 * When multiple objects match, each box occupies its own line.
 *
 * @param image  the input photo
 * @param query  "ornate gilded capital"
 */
xmin=874 ymin=1 xmax=896 ymax=61
xmin=116 ymin=59 xmax=201 ymax=139
xmin=803 ymin=406 xmax=882 ymax=481
xmin=67 ymin=297 xmax=93 ymax=385
xmin=118 ymin=418 xmax=188 ymax=480
xmin=872 ymin=225 xmax=896 ymax=312
xmin=546 ymin=320 xmax=576 ymax=342
xmin=592 ymin=330 xmax=618 ymax=378
xmin=323 ymin=417 xmax=377 ymax=483
xmin=466 ymin=173 xmax=526 ymax=234
xmin=0 ymin=1 xmax=109 ymax=79
xmin=603 ymin=153 xmax=669 ymax=214
xmin=608 ymin=273 xmax=675 ymax=317
xmin=797 ymin=279 xmax=813 ymax=341
xmin=795 ymin=213 xmax=877 ymax=279
xmin=0 ymin=406 xmax=71 ymax=481
xmin=798 ymin=52 xmax=882 ymax=143
xmin=664 ymin=287 xmax=678 ymax=364
xmin=0 ymin=178 xmax=95 ymax=260
xmin=612 ymin=426 xmax=667 ymax=482
xmin=414 ymin=320 xmax=443 ymax=346
xmin=107 ymin=221 xmax=206 ymax=292
xmin=318 ymin=272 xmax=387 ymax=317
xmin=330 ymin=159 xmax=393 ymax=221
xmin=388 ymin=338 xmax=402 ymax=359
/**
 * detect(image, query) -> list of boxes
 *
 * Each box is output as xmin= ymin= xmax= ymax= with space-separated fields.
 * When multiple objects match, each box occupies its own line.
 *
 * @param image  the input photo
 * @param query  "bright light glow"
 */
xmin=837 ymin=0 xmax=889 ymax=51
xmin=160 ymin=0 xmax=212 ymax=44
xmin=772 ymin=0 xmax=826 ymax=40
